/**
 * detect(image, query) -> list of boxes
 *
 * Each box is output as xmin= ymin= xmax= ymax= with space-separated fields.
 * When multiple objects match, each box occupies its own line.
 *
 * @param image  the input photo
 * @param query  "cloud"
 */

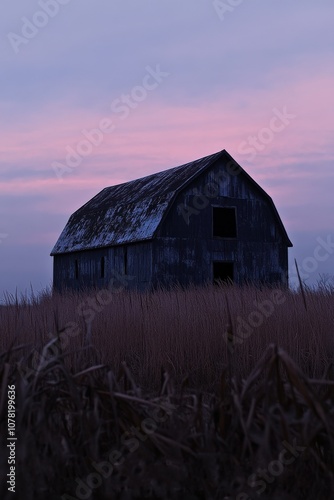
xmin=0 ymin=0 xmax=333 ymax=297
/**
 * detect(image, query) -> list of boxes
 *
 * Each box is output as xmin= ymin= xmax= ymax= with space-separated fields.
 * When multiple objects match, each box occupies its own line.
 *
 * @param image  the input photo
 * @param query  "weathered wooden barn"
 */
xmin=51 ymin=149 xmax=292 ymax=291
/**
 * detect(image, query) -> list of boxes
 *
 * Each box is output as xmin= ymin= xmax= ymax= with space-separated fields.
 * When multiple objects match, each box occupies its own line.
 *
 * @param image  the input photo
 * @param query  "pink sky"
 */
xmin=1 ymin=0 xmax=333 ymax=297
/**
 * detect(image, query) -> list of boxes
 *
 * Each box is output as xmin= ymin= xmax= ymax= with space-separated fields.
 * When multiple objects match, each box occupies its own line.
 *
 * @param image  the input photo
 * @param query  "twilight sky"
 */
xmin=1 ymin=0 xmax=333 ymax=299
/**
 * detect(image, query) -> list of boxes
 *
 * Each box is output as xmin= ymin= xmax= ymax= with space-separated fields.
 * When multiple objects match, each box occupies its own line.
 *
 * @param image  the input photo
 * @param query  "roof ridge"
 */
xmin=102 ymin=149 xmax=224 ymax=190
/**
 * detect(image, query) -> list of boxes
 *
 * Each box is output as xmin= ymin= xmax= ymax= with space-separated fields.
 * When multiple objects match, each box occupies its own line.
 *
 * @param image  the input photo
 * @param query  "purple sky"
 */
xmin=1 ymin=0 xmax=334 ymax=300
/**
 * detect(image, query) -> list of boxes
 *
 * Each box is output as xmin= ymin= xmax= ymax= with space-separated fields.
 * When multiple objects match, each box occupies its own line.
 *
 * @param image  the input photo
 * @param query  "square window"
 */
xmin=213 ymin=207 xmax=237 ymax=238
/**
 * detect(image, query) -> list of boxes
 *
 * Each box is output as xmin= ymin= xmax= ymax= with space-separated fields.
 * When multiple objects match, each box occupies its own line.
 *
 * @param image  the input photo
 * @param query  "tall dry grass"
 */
xmin=1 ymin=284 xmax=334 ymax=498
xmin=0 ymin=283 xmax=333 ymax=391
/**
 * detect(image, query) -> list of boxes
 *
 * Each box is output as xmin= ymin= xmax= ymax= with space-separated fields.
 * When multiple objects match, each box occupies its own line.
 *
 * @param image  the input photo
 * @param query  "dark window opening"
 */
xmin=124 ymin=247 xmax=128 ymax=275
xmin=100 ymin=256 xmax=105 ymax=279
xmin=213 ymin=207 xmax=237 ymax=238
xmin=213 ymin=262 xmax=234 ymax=285
xmin=75 ymin=259 xmax=79 ymax=280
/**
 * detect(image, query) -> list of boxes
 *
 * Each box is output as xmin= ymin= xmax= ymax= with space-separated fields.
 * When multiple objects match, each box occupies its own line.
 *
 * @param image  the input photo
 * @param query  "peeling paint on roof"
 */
xmin=51 ymin=149 xmax=292 ymax=255
xmin=51 ymin=150 xmax=224 ymax=254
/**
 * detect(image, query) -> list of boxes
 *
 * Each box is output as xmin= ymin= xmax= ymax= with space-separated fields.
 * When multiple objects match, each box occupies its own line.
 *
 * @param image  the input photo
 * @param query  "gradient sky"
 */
xmin=1 ymin=0 xmax=333 ymax=300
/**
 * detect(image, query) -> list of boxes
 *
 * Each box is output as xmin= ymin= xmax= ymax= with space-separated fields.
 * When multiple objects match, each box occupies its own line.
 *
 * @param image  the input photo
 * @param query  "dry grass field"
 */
xmin=0 ymin=283 xmax=334 ymax=499
xmin=1 ymin=283 xmax=334 ymax=389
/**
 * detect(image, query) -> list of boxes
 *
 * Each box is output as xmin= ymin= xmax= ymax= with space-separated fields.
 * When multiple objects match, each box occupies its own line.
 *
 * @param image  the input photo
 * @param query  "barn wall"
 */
xmin=153 ymin=157 xmax=289 ymax=286
xmin=109 ymin=241 xmax=152 ymax=291
xmin=53 ymin=247 xmax=109 ymax=292
xmin=53 ymin=241 xmax=153 ymax=292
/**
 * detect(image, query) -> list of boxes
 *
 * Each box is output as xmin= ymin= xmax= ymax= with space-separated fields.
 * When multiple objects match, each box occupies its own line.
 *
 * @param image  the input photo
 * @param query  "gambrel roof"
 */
xmin=51 ymin=149 xmax=292 ymax=255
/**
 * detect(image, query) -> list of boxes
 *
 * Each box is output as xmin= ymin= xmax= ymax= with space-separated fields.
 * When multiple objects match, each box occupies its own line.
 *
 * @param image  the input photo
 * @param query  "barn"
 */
xmin=51 ymin=149 xmax=292 ymax=292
